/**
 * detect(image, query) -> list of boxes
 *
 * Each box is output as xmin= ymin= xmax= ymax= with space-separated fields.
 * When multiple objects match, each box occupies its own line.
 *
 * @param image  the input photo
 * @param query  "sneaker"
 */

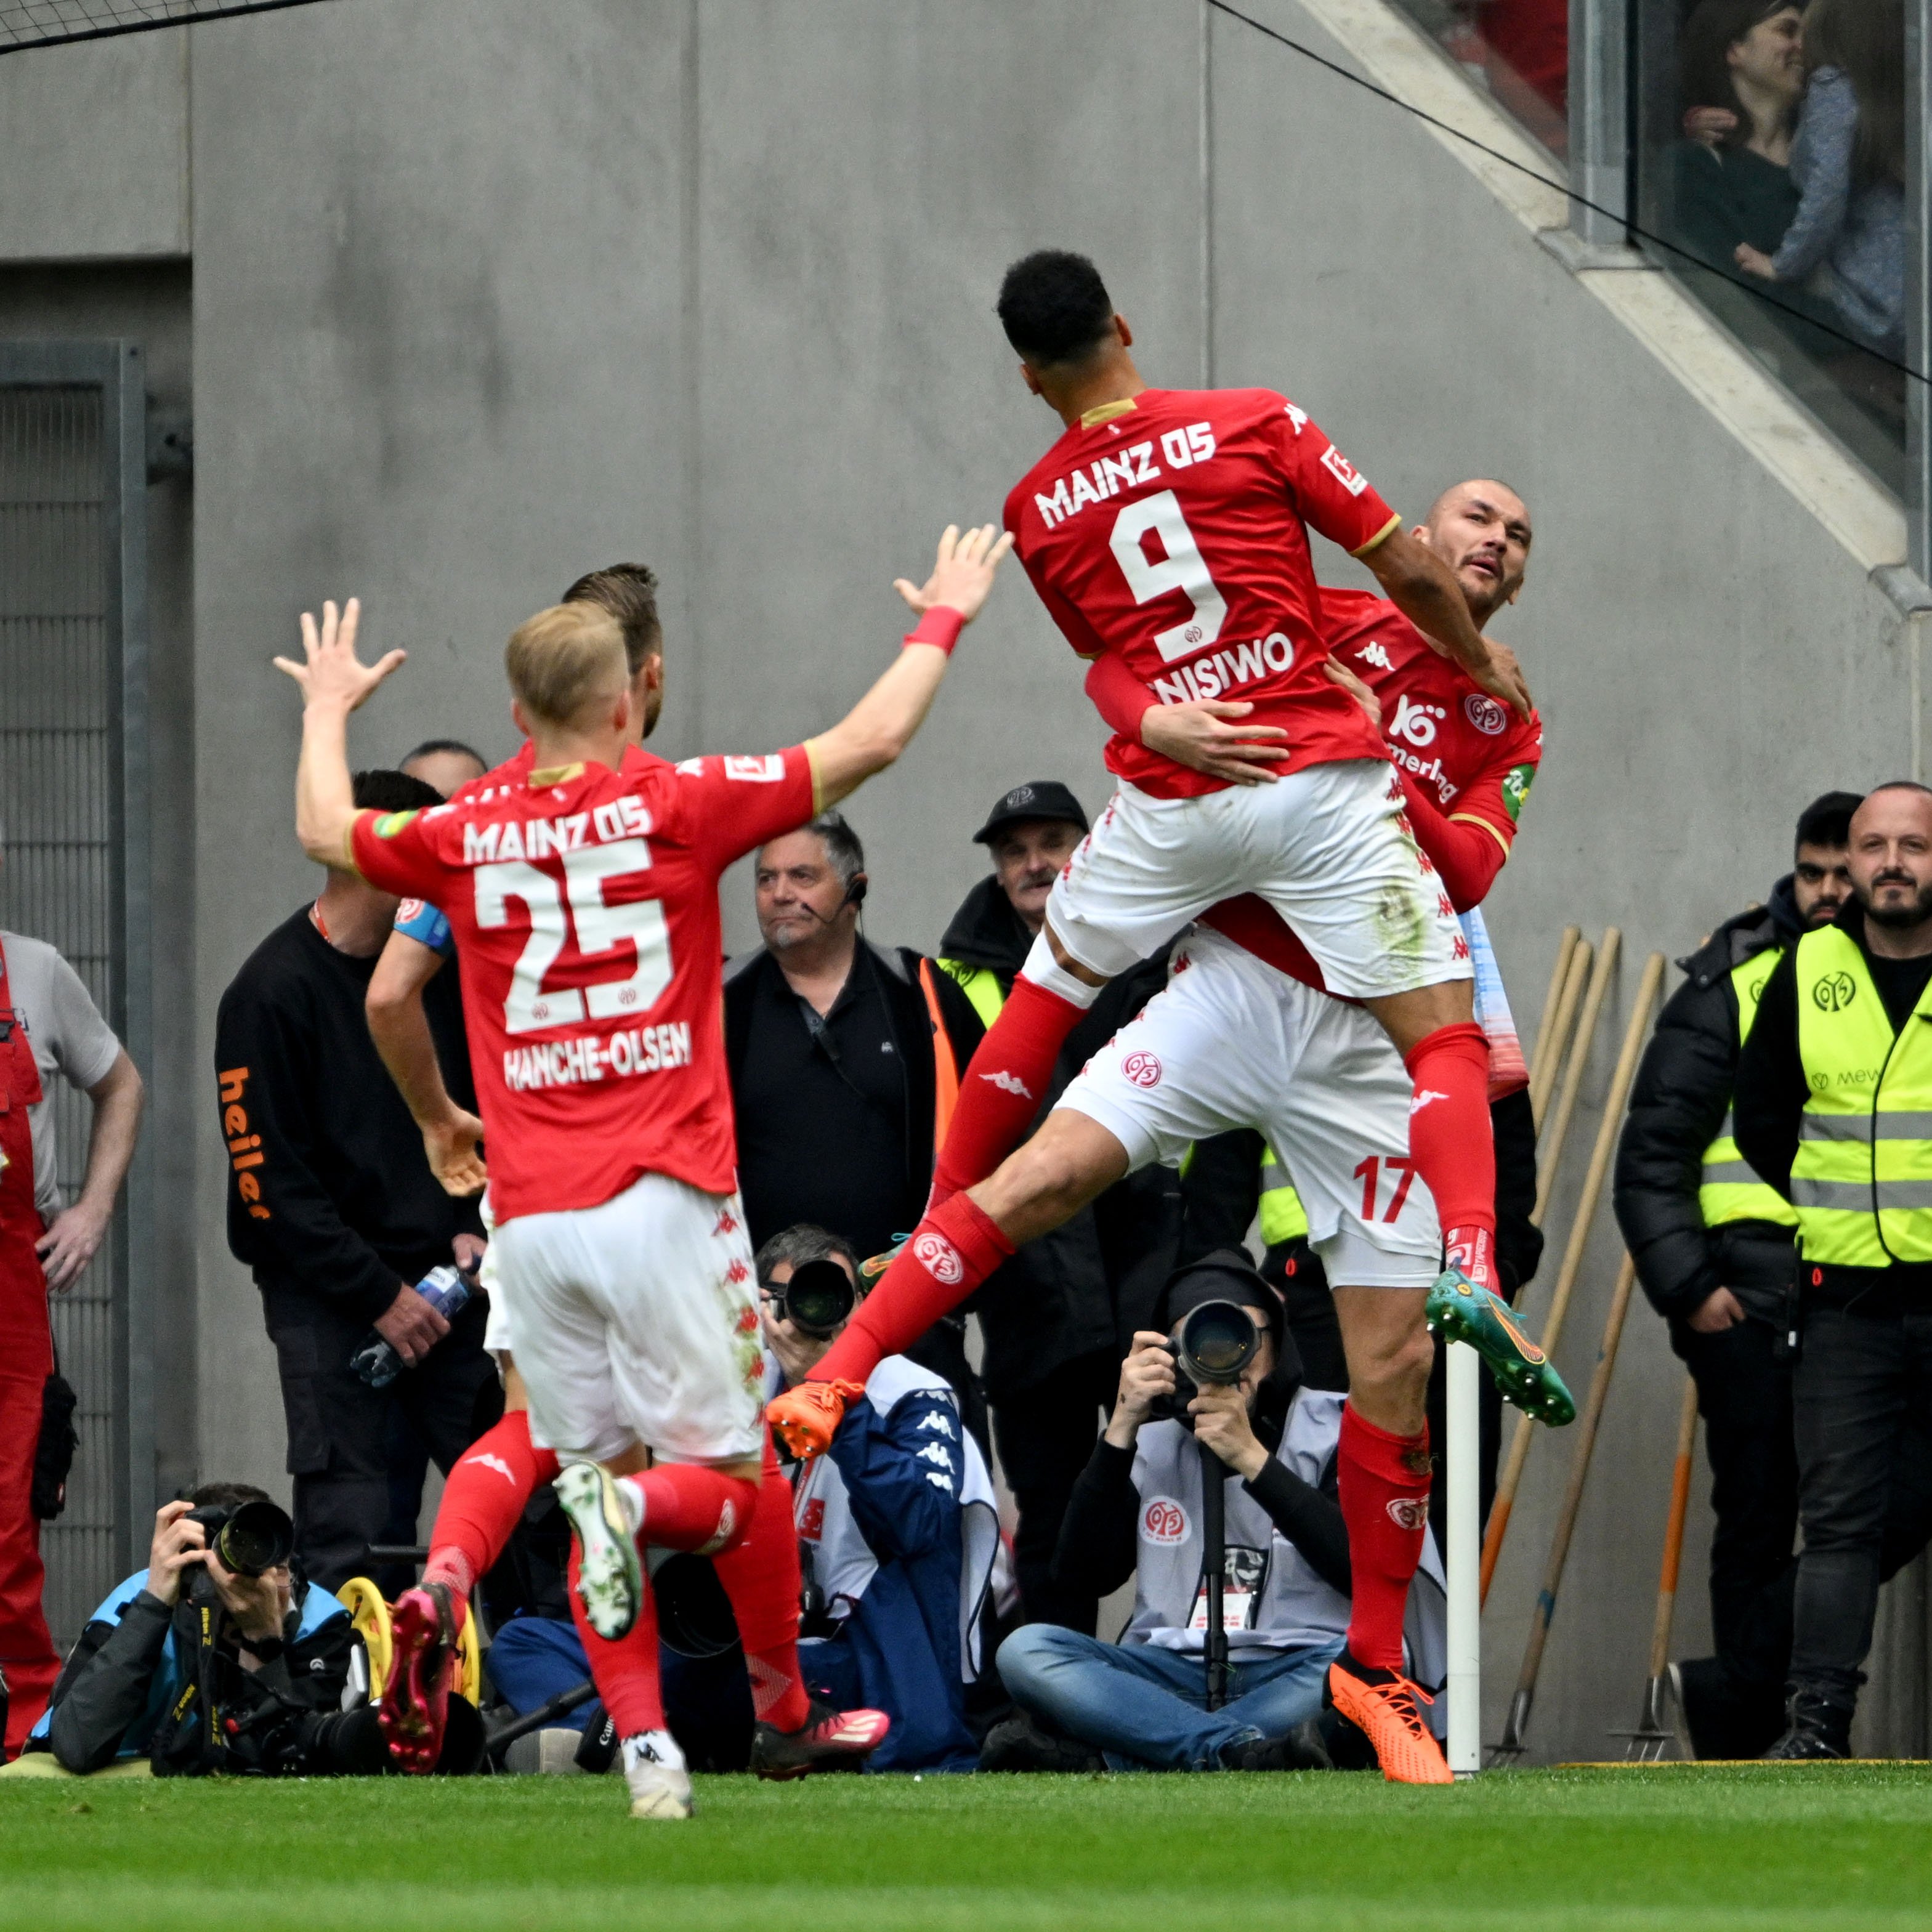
xmin=378 ymin=1582 xmax=462 ymax=1775
xmin=765 ymin=1379 xmax=866 ymax=1462
xmin=621 ymin=1729 xmax=694 ymax=1819
xmin=1762 ymin=1690 xmax=1852 ymax=1761
xmin=1425 ymin=1266 xmax=1576 ymax=1426
xmin=555 ymin=1460 xmax=643 ymax=1641
xmin=1220 ymin=1719 xmax=1334 ymax=1772
xmin=978 ymin=1711 xmax=1105 ymax=1774
xmin=1326 ymin=1652 xmax=1453 ymax=1785
xmin=859 ymin=1235 xmax=910 ymax=1287
xmin=748 ymin=1699 xmax=892 ymax=1780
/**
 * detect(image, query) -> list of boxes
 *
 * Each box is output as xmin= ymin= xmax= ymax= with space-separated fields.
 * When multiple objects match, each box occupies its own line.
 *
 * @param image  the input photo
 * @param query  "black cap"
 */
xmin=972 ymin=780 xmax=1089 ymax=846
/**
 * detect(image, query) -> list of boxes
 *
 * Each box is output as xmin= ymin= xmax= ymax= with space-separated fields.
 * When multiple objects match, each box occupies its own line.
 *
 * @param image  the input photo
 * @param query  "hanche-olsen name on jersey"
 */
xmin=503 ymin=1021 xmax=693 ymax=1093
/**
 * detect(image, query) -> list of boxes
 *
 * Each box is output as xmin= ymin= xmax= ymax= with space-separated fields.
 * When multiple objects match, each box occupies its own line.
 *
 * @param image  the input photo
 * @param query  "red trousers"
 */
xmin=0 ymin=1349 xmax=58 ymax=1759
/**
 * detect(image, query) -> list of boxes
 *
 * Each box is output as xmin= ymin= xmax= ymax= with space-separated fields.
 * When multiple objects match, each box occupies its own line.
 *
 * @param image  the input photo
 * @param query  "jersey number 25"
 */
xmin=474 ymin=839 xmax=671 ymax=1033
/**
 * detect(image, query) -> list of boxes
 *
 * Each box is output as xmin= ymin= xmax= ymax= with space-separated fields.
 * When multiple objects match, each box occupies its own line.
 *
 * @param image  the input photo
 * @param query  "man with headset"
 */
xmin=724 ymin=812 xmax=988 ymax=1436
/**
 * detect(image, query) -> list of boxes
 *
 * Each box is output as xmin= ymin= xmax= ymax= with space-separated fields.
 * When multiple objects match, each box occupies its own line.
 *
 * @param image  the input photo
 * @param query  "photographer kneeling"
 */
xmin=762 ymin=1227 xmax=998 ymax=1773
xmin=993 ymin=1254 xmax=1445 ymax=1772
xmin=18 ymin=1484 xmax=478 ymax=1777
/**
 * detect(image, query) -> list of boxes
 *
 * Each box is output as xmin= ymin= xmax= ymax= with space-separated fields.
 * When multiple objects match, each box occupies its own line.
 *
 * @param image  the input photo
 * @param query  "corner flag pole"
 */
xmin=1446 ymin=1336 xmax=1482 ymax=1775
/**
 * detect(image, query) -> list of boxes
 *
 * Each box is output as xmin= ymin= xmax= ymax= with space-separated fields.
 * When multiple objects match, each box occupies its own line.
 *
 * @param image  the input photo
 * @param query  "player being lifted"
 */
xmin=788 ymin=477 xmax=1563 ymax=1784
xmin=770 ymin=252 xmax=1545 ymax=1444
xmin=278 ymin=524 xmax=1011 ymax=1820
xmin=357 ymin=566 xmax=887 ymax=1782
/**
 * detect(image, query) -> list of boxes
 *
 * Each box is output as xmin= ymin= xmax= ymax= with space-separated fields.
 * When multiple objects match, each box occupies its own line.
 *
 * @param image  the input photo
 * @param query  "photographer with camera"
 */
xmin=760 ymin=1225 xmax=998 ymax=1772
xmin=14 ymin=1484 xmax=478 ymax=1776
xmin=988 ymin=1253 xmax=1446 ymax=1772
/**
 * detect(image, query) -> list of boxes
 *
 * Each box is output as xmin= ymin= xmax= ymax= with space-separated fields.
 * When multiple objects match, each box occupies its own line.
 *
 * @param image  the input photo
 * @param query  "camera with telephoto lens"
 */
xmin=1152 ymin=1298 xmax=1262 ymax=1426
xmin=184 ymin=1498 xmax=296 ymax=1578
xmin=770 ymin=1257 xmax=855 ymax=1339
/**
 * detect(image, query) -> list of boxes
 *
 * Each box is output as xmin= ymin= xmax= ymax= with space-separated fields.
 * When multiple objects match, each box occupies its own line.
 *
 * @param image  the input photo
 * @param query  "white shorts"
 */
xmin=490 ymin=1171 xmax=764 ymax=1466
xmin=1059 ymin=927 xmax=1440 ymax=1287
xmin=1046 ymin=760 xmax=1468 ymax=1001
xmin=477 ymin=1191 xmax=517 ymax=1358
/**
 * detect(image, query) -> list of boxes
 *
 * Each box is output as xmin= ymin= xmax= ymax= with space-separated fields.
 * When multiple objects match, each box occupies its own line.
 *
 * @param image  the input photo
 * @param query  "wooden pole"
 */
xmin=1492 ymin=1253 xmax=1639 ymax=1761
xmin=1529 ymin=936 xmax=1592 ymax=1132
xmin=1535 ymin=930 xmax=1622 ymax=1226
xmin=1627 ymin=1376 xmax=1701 ymax=1758
xmin=1481 ymin=951 xmax=1666 ymax=1604
xmin=1528 ymin=926 xmax=1582 ymax=1105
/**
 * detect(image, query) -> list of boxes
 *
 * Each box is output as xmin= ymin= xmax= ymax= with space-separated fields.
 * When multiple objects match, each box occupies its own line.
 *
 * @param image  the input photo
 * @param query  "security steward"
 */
xmin=934 ymin=781 xmax=1180 ymax=1630
xmin=1734 ymin=782 xmax=1932 ymax=1758
xmin=1614 ymin=790 xmax=1860 ymax=1760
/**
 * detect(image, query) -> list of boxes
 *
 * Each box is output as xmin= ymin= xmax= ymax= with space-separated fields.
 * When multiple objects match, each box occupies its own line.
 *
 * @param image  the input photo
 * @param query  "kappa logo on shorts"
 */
xmin=913 ymin=1232 xmax=964 ymax=1284
xmin=1142 ymin=1497 xmax=1189 ymax=1545
xmin=1386 ymin=1497 xmax=1430 ymax=1532
xmin=713 ymin=1207 xmax=741 ymax=1237
xmin=1463 ymin=692 xmax=1509 ymax=735
xmin=980 ymin=1069 xmax=1035 ymax=1100
xmin=1123 ymin=1050 xmax=1163 ymax=1089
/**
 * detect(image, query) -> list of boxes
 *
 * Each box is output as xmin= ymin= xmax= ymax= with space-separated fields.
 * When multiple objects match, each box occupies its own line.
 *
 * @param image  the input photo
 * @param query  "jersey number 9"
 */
xmin=1109 ymin=490 xmax=1228 ymax=662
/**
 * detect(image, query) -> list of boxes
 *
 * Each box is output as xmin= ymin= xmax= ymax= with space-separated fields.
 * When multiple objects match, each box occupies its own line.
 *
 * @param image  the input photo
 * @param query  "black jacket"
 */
xmin=935 ymin=878 xmax=1181 ymax=1400
xmin=1614 ymin=879 xmax=1805 ymax=1323
xmin=1734 ymin=898 xmax=1932 ymax=1302
xmin=217 ymin=908 xmax=483 ymax=1325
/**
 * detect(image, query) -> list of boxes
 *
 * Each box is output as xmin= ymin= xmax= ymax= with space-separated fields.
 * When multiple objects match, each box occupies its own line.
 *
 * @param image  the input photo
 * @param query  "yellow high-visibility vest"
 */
xmin=936 ymin=958 xmax=1006 ymax=1030
xmin=1258 ymin=1143 xmax=1310 ymax=1248
xmin=1699 ymin=947 xmax=1800 ymax=1231
xmin=1790 ymin=926 xmax=1932 ymax=1266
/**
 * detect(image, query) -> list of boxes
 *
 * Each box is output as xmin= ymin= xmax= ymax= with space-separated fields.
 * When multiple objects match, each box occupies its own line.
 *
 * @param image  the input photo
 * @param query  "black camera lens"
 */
xmin=779 ymin=1258 xmax=855 ymax=1339
xmin=209 ymin=1499 xmax=296 ymax=1578
xmin=1177 ymin=1299 xmax=1260 ymax=1386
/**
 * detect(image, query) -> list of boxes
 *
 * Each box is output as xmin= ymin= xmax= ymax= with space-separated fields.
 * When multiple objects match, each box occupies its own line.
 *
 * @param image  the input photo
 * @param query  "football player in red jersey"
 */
xmin=775 ymin=480 xmax=1561 ymax=1785
xmin=777 ymin=256 xmax=1530 ymax=1438
xmin=277 ymin=523 xmax=1010 ymax=1819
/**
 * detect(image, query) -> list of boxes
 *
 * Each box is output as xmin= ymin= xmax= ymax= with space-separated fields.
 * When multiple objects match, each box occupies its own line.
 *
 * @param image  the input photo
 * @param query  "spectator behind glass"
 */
xmin=724 ymin=812 xmax=990 ymax=1441
xmin=1735 ymin=0 xmax=1906 ymax=361
xmin=1672 ymin=0 xmax=1808 ymax=277
xmin=759 ymin=1225 xmax=998 ymax=1772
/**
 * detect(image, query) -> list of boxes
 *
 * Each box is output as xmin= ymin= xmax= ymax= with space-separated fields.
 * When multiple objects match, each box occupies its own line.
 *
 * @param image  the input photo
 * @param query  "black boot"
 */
xmin=1762 ymin=1689 xmax=1853 ymax=1760
xmin=1672 ymin=1656 xmax=1787 ymax=1761
xmin=978 ymin=1710 xmax=1105 ymax=1773
xmin=1221 ymin=1719 xmax=1335 ymax=1772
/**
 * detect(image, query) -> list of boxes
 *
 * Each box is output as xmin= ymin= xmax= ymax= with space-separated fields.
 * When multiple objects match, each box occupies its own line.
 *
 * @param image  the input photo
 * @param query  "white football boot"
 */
xmin=622 ymin=1729 xmax=694 ymax=1820
xmin=555 ymin=1460 xmax=643 ymax=1641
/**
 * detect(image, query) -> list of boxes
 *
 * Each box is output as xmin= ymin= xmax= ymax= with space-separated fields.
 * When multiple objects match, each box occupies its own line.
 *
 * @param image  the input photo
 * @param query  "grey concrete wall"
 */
xmin=2 ymin=0 xmax=1922 ymax=1756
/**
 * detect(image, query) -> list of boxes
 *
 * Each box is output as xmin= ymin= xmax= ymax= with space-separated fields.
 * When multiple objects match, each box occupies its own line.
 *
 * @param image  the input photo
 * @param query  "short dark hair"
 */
xmin=802 ymin=810 xmax=865 ymax=890
xmin=184 ymin=1480 xmax=275 ymax=1511
xmin=996 ymin=251 xmax=1115 ymax=366
xmin=401 ymin=737 xmax=487 ymax=772
xmin=754 ymin=1223 xmax=862 ymax=1290
xmin=563 ymin=564 xmax=663 ymax=675
xmin=352 ymin=770 xmax=445 ymax=814
xmin=1795 ymin=790 xmax=1864 ymax=852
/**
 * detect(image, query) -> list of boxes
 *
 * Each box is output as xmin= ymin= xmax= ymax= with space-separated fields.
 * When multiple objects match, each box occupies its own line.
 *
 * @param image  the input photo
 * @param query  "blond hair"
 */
xmin=504 ymin=603 xmax=629 ymax=730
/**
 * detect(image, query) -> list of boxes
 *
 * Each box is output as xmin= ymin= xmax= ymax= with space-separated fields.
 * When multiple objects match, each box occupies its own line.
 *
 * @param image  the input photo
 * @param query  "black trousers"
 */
xmin=1789 ymin=1301 xmax=1932 ymax=1710
xmin=991 ymin=1351 xmax=1120 ymax=1633
xmin=259 ymin=1278 xmax=504 ymax=1595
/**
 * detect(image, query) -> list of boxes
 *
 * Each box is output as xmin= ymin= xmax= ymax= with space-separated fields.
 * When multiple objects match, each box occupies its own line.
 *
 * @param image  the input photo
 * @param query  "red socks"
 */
xmin=617 ymin=1463 xmax=761 ymax=1558
xmin=931 ymin=973 xmax=1086 ymax=1200
xmin=422 ymin=1410 xmax=561 ymax=1599
xmin=1338 ymin=1405 xmax=1432 ymax=1671
xmin=812 ymin=1191 xmax=1016 ymax=1386
xmin=713 ymin=1433 xmax=811 ymax=1731
xmin=567 ymin=1543 xmax=664 ymax=1738
xmin=1402 ymin=1021 xmax=1497 ymax=1290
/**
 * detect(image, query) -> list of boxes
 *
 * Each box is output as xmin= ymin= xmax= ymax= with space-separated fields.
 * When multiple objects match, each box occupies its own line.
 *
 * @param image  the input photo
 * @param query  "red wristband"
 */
xmin=903 ymin=606 xmax=966 ymax=655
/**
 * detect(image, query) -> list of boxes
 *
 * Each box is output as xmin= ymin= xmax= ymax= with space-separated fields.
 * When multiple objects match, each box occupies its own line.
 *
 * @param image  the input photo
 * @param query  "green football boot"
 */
xmin=1425 ymin=1266 xmax=1576 ymax=1426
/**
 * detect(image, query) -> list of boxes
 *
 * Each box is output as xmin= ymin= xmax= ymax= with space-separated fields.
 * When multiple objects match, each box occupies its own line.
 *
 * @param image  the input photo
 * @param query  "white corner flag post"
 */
xmin=1446 ymin=1338 xmax=1482 ymax=1774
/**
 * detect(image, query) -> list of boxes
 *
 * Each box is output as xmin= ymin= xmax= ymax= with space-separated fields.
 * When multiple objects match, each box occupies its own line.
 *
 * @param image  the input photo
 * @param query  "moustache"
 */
xmin=1872 ymin=870 xmax=1918 ymax=891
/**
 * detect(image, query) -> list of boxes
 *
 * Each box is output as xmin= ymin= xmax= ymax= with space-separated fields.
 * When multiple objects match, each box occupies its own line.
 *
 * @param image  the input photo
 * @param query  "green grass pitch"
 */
xmin=3 ymin=1764 xmax=1929 ymax=1931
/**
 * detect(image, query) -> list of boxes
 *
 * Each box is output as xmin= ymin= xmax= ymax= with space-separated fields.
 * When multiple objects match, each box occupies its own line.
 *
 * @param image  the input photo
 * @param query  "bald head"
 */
xmin=1849 ymin=783 xmax=1932 ymax=937
xmin=1415 ymin=479 xmax=1532 ymax=626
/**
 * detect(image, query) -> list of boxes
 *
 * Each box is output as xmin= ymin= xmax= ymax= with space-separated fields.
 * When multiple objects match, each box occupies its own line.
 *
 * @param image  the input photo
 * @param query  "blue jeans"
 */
xmin=998 ymin=1623 xmax=1344 ymax=1770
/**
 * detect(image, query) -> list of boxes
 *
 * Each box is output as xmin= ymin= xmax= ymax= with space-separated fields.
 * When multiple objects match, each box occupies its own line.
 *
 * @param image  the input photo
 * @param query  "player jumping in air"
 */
xmin=771 ymin=252 xmax=1537 ymax=1434
xmin=782 ymin=477 xmax=1564 ymax=1784
xmin=278 ymin=523 xmax=1010 ymax=1819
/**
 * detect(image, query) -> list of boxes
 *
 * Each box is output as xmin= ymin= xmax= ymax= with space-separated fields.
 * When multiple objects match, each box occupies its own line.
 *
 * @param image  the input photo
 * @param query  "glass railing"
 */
xmin=1384 ymin=0 xmax=1572 ymax=153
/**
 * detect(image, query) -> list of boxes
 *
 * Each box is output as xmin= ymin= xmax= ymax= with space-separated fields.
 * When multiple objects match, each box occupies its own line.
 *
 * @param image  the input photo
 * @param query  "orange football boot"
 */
xmin=765 ymin=1378 xmax=865 ymax=1461
xmin=1327 ymin=1652 xmax=1453 ymax=1785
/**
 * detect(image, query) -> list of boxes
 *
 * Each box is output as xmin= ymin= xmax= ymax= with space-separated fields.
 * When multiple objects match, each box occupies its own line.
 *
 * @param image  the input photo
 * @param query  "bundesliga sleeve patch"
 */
xmin=722 ymin=754 xmax=786 ymax=783
xmin=1502 ymin=764 xmax=1536 ymax=822
xmin=373 ymin=810 xmax=419 ymax=838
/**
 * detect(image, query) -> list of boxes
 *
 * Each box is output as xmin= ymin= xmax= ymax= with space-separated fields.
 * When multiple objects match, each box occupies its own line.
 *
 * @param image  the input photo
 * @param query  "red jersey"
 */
xmin=1201 ymin=591 xmax=1542 ymax=987
xmin=1004 ymin=387 xmax=1400 ymax=801
xmin=351 ymin=745 xmax=816 ymax=1222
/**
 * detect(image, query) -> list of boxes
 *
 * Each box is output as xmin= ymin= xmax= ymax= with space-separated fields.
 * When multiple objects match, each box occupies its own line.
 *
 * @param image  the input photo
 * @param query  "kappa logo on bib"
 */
xmin=913 ymin=1231 xmax=964 ymax=1284
xmin=1142 ymin=1497 xmax=1189 ymax=1545
xmin=1123 ymin=1050 xmax=1163 ymax=1089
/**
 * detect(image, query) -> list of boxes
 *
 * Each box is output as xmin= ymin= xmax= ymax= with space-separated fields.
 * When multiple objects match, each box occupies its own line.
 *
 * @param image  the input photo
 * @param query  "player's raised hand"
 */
xmin=893 ymin=523 xmax=1016 ymax=626
xmin=1138 ymin=699 xmax=1291 ymax=786
xmin=273 ymin=597 xmax=406 ymax=713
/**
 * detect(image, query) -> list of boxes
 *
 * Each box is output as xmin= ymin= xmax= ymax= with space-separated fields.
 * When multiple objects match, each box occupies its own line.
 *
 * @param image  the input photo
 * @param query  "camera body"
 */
xmin=184 ymin=1497 xmax=296 ymax=1579
xmin=769 ymin=1257 xmax=855 ymax=1339
xmin=1150 ymin=1298 xmax=1261 ymax=1428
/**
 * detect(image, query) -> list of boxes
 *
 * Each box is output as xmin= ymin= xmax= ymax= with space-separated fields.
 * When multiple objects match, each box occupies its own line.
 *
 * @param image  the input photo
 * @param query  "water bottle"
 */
xmin=351 ymin=1264 xmax=469 ymax=1388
